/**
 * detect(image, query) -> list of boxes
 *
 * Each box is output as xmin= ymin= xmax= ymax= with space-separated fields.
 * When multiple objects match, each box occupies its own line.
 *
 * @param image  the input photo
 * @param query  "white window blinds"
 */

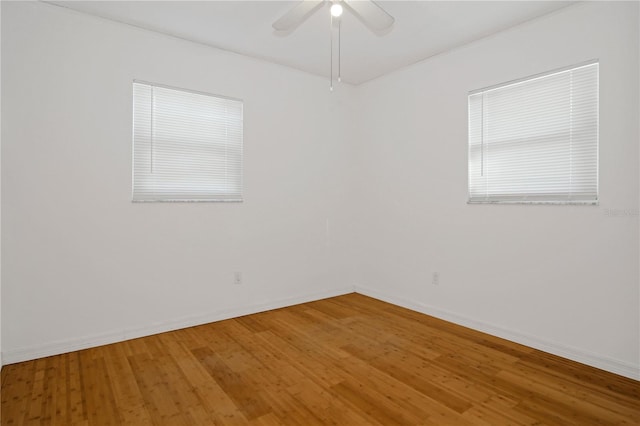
xmin=133 ymin=82 xmax=243 ymax=202
xmin=468 ymin=62 xmax=598 ymax=204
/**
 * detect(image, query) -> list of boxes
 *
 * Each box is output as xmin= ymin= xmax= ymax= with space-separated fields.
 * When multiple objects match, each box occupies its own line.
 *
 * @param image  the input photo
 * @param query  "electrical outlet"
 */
xmin=432 ymin=272 xmax=439 ymax=286
xmin=234 ymin=272 xmax=242 ymax=285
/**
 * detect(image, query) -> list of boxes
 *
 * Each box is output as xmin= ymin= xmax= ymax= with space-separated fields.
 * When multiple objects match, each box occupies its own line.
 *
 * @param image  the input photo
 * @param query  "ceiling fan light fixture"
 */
xmin=330 ymin=3 xmax=343 ymax=18
xmin=273 ymin=0 xmax=394 ymax=90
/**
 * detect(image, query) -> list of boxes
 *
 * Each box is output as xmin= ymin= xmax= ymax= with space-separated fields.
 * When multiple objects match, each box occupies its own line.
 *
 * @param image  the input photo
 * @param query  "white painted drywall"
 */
xmin=1 ymin=1 xmax=358 ymax=361
xmin=354 ymin=1 xmax=639 ymax=377
xmin=0 ymin=0 xmax=3 ymax=367
xmin=2 ymin=0 xmax=638 ymax=379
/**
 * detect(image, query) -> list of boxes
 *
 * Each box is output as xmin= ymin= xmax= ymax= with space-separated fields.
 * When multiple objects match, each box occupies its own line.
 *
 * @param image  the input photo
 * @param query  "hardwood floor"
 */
xmin=1 ymin=293 xmax=638 ymax=425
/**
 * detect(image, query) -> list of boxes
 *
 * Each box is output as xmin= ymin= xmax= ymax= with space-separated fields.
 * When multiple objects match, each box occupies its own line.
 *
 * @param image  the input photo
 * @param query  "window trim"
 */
xmin=133 ymin=79 xmax=243 ymax=105
xmin=131 ymin=80 xmax=244 ymax=203
xmin=467 ymin=60 xmax=599 ymax=205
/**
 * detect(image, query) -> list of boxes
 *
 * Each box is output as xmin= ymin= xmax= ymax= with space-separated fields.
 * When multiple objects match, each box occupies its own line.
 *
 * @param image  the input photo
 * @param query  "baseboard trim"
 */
xmin=5 ymin=285 xmax=638 ymax=381
xmin=2 ymin=286 xmax=355 ymax=365
xmin=354 ymin=285 xmax=640 ymax=381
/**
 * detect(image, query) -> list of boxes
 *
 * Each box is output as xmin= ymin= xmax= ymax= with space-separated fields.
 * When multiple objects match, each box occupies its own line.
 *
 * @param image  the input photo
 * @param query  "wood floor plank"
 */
xmin=331 ymin=352 xmax=475 ymax=425
xmin=77 ymin=353 xmax=119 ymax=425
xmin=127 ymin=353 xmax=191 ymax=426
xmin=1 ymin=362 xmax=37 ymax=425
xmin=65 ymin=352 xmax=88 ymax=425
xmin=163 ymin=338 xmax=247 ymax=425
xmin=101 ymin=346 xmax=153 ymax=426
xmin=341 ymin=343 xmax=472 ymax=414
xmin=192 ymin=347 xmax=273 ymax=421
xmin=2 ymin=293 xmax=638 ymax=425
xmin=251 ymin=330 xmax=345 ymax=389
xmin=329 ymin=379 xmax=412 ymax=426
xmin=26 ymin=359 xmax=47 ymax=424
xmin=508 ymin=360 xmax=640 ymax=421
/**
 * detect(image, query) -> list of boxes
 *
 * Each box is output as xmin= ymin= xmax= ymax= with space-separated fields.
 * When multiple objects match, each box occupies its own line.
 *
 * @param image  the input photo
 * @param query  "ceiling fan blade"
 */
xmin=343 ymin=0 xmax=394 ymax=32
xmin=273 ymin=0 xmax=325 ymax=32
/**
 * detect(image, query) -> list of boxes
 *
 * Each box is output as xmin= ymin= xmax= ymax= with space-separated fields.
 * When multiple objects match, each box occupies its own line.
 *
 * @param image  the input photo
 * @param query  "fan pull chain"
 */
xmin=330 ymin=15 xmax=335 ymax=91
xmin=150 ymin=86 xmax=155 ymax=173
xmin=338 ymin=19 xmax=341 ymax=83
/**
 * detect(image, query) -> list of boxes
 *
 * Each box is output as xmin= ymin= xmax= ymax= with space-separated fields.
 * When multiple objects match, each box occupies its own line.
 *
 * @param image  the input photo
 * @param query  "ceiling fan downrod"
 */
xmin=272 ymin=0 xmax=395 ymax=92
xmin=330 ymin=1 xmax=343 ymax=92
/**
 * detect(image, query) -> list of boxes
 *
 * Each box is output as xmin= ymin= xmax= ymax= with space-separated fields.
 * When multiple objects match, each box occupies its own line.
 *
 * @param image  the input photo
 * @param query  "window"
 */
xmin=132 ymin=81 xmax=243 ymax=202
xmin=468 ymin=62 xmax=598 ymax=204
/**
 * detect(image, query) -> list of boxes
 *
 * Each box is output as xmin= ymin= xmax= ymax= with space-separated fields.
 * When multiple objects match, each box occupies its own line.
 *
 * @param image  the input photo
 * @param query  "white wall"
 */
xmin=1 ymin=1 xmax=358 ymax=362
xmin=0 ymin=0 xmax=3 ymax=367
xmin=354 ymin=1 xmax=639 ymax=378
xmin=2 ymin=1 xmax=638 ymax=380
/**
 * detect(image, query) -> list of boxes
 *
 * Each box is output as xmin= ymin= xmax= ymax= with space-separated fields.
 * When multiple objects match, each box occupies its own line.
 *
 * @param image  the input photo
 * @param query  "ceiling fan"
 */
xmin=273 ymin=0 xmax=395 ymax=33
xmin=273 ymin=0 xmax=395 ymax=90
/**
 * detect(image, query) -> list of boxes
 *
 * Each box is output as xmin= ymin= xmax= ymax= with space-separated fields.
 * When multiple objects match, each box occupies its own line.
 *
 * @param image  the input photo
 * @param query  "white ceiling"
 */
xmin=48 ymin=1 xmax=576 ymax=85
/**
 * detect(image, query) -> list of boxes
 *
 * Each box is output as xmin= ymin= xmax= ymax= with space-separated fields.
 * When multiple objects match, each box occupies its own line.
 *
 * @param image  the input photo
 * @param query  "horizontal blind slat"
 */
xmin=468 ymin=62 xmax=598 ymax=203
xmin=133 ymin=82 xmax=244 ymax=202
